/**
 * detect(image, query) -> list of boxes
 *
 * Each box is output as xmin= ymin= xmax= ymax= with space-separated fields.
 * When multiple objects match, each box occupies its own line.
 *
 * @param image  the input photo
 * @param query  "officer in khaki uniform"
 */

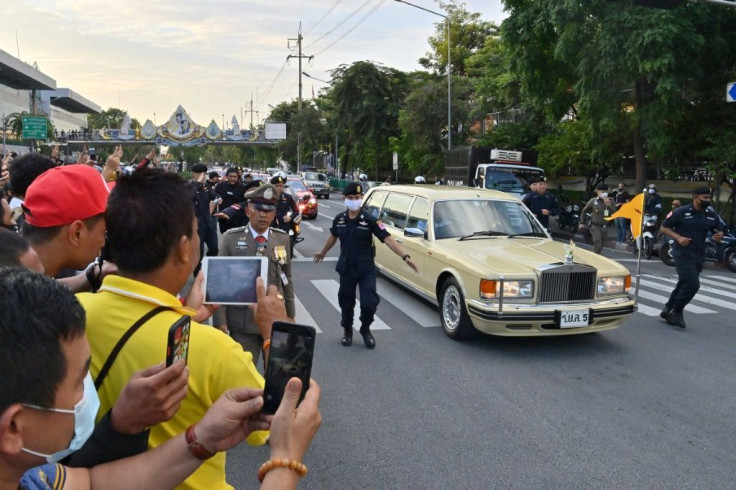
xmin=580 ymin=183 xmax=616 ymax=254
xmin=214 ymin=184 xmax=295 ymax=364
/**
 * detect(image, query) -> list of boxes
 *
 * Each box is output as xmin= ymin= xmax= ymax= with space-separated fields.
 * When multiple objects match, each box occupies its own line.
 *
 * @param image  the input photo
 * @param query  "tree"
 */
xmin=88 ymin=108 xmax=129 ymax=129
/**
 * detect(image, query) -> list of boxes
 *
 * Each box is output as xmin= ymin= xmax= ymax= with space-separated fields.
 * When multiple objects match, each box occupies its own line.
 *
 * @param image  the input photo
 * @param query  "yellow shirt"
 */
xmin=77 ymin=275 xmax=267 ymax=490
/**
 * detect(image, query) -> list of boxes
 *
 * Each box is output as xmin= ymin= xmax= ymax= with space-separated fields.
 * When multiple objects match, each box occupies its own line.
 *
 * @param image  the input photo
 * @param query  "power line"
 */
xmin=303 ymin=0 xmax=343 ymax=36
xmin=303 ymin=0 xmax=374 ymax=51
xmin=313 ymin=0 xmax=386 ymax=56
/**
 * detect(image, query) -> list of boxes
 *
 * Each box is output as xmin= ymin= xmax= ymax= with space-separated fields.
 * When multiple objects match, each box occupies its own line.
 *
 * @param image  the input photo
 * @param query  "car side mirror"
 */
xmin=404 ymin=227 xmax=424 ymax=238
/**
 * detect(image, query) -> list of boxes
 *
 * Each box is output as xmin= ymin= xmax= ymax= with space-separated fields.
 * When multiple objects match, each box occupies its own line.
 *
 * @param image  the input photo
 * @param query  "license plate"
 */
xmin=557 ymin=309 xmax=590 ymax=328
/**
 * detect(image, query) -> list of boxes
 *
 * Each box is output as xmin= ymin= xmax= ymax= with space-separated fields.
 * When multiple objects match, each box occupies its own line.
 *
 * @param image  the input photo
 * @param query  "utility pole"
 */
xmin=287 ymin=22 xmax=313 ymax=170
xmin=244 ymin=95 xmax=258 ymax=129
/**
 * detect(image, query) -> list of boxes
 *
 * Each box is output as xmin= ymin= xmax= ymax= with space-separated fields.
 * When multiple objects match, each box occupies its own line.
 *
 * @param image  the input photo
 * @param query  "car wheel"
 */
xmin=725 ymin=248 xmax=736 ymax=273
xmin=660 ymin=241 xmax=675 ymax=266
xmin=440 ymin=278 xmax=476 ymax=341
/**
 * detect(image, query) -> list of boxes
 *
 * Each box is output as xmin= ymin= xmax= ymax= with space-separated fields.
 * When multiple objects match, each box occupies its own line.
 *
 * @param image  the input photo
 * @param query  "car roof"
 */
xmin=366 ymin=184 xmax=522 ymax=203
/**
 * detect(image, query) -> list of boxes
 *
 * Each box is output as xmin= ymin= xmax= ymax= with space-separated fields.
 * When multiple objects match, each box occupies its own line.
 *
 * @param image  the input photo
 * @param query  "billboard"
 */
xmin=265 ymin=122 xmax=287 ymax=140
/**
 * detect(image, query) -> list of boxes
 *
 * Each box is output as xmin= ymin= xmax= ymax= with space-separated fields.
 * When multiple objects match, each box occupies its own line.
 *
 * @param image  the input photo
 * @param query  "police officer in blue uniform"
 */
xmin=313 ymin=182 xmax=418 ymax=348
xmin=213 ymin=179 xmax=264 ymax=230
xmin=190 ymin=163 xmax=221 ymax=268
xmin=270 ymin=174 xmax=299 ymax=234
xmin=659 ymin=186 xmax=725 ymax=329
xmin=522 ymin=176 xmax=559 ymax=229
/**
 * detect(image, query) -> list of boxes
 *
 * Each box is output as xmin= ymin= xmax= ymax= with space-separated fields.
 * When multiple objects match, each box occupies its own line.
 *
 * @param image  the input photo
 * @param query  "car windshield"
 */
xmin=304 ymin=172 xmax=319 ymax=181
xmin=288 ymin=180 xmax=307 ymax=192
xmin=483 ymin=170 xmax=526 ymax=194
xmin=433 ymin=199 xmax=545 ymax=239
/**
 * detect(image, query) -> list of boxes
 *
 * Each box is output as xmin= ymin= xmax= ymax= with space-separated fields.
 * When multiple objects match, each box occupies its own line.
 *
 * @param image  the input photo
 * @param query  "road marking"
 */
xmin=637 ymin=277 xmax=736 ymax=309
xmin=318 ymin=212 xmax=336 ymax=220
xmin=638 ymin=276 xmax=735 ymax=300
xmin=699 ymin=277 xmax=736 ymax=291
xmin=293 ymin=256 xmax=337 ymax=262
xmin=293 ymin=295 xmax=322 ymax=333
xmin=712 ymin=275 xmax=736 ymax=285
xmin=634 ymin=289 xmax=716 ymax=314
xmin=311 ymin=279 xmax=391 ymax=330
xmin=377 ymin=280 xmax=439 ymax=327
xmin=291 ymin=248 xmax=303 ymax=259
xmin=301 ymin=221 xmax=323 ymax=233
xmin=635 ymin=303 xmax=662 ymax=317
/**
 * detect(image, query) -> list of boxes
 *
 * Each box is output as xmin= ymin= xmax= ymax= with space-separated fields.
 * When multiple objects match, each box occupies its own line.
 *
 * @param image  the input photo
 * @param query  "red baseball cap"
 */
xmin=23 ymin=165 xmax=110 ymax=227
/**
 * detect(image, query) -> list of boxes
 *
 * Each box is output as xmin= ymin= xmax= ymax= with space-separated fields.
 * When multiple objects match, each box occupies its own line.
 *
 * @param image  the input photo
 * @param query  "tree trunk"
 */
xmin=633 ymin=124 xmax=646 ymax=193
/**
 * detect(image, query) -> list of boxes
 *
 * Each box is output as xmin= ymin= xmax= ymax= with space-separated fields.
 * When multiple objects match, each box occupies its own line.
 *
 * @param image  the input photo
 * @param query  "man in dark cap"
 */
xmin=313 ymin=182 xmax=418 ymax=349
xmin=191 ymin=163 xmax=220 ymax=264
xmin=270 ymin=173 xmax=299 ymax=237
xmin=214 ymin=167 xmax=247 ymax=234
xmin=580 ymin=183 xmax=616 ymax=254
xmin=659 ymin=187 xmax=725 ymax=329
xmin=214 ymin=179 xmax=263 ymax=229
xmin=215 ymin=183 xmax=295 ymax=362
xmin=522 ymin=176 xmax=558 ymax=230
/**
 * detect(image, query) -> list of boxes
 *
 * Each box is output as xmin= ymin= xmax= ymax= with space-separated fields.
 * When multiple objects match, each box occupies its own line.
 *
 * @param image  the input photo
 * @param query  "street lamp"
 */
xmin=302 ymin=72 xmax=330 ymax=84
xmin=394 ymin=0 xmax=452 ymax=150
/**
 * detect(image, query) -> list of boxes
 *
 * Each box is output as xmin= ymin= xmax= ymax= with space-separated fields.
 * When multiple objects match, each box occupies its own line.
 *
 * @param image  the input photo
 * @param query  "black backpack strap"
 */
xmin=94 ymin=306 xmax=170 ymax=391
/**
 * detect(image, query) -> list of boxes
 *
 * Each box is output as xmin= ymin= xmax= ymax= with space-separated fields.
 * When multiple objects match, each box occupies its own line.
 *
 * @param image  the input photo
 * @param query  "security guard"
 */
xmin=271 ymin=174 xmax=299 ymax=234
xmin=522 ymin=176 xmax=558 ymax=229
xmin=190 ymin=163 xmax=221 ymax=266
xmin=313 ymin=182 xmax=418 ymax=348
xmin=213 ymin=179 xmax=264 ymax=230
xmin=214 ymin=183 xmax=295 ymax=364
xmin=580 ymin=183 xmax=616 ymax=254
xmin=659 ymin=186 xmax=725 ymax=329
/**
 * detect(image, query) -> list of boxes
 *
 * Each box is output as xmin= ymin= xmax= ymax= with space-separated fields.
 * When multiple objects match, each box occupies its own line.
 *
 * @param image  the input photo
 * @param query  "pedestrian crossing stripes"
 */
xmin=289 ymin=275 xmax=733 ymax=331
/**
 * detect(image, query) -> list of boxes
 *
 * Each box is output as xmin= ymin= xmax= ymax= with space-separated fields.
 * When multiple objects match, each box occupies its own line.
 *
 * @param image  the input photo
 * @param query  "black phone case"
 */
xmin=165 ymin=316 xmax=191 ymax=366
xmin=262 ymin=322 xmax=316 ymax=414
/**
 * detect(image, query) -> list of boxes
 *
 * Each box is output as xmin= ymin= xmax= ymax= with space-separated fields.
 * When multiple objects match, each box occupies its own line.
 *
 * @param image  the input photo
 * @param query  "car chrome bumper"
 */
xmin=466 ymin=296 xmax=636 ymax=336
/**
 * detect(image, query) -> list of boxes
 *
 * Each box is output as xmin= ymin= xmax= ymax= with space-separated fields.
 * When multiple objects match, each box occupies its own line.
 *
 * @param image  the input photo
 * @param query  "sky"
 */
xmin=1 ymin=0 xmax=505 ymax=128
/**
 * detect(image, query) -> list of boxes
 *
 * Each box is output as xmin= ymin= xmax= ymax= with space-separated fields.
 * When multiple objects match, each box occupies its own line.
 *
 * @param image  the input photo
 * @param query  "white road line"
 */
xmin=709 ymin=274 xmax=736 ymax=285
xmin=311 ymin=279 xmax=391 ymax=330
xmin=635 ymin=303 xmax=662 ymax=317
xmin=377 ymin=280 xmax=439 ymax=327
xmin=637 ymin=277 xmax=736 ymax=310
xmin=318 ymin=212 xmax=336 ymax=220
xmin=699 ymin=277 xmax=736 ymax=291
xmin=293 ymin=295 xmax=322 ymax=333
xmin=637 ymin=276 xmax=735 ymax=300
xmin=291 ymin=248 xmax=303 ymax=259
xmin=634 ymin=289 xmax=716 ymax=314
xmin=293 ymin=257 xmax=337 ymax=262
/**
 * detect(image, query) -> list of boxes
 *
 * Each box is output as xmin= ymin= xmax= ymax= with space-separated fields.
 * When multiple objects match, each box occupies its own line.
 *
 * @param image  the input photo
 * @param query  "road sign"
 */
xmin=392 ymin=151 xmax=398 ymax=171
xmin=21 ymin=116 xmax=48 ymax=139
xmin=728 ymin=82 xmax=736 ymax=102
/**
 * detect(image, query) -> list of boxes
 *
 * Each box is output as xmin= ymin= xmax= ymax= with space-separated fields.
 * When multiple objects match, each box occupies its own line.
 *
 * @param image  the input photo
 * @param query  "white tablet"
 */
xmin=201 ymin=257 xmax=268 ymax=305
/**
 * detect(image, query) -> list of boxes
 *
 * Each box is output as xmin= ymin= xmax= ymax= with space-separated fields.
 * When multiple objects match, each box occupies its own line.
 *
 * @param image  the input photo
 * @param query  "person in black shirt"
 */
xmin=659 ymin=186 xmax=725 ymax=329
xmin=313 ymin=182 xmax=418 ymax=349
xmin=522 ymin=176 xmax=558 ymax=230
xmin=190 ymin=163 xmax=220 ymax=266
xmin=270 ymin=174 xmax=299 ymax=234
xmin=213 ymin=180 xmax=264 ymax=230
xmin=206 ymin=171 xmax=221 ymax=192
xmin=214 ymin=167 xmax=247 ymax=233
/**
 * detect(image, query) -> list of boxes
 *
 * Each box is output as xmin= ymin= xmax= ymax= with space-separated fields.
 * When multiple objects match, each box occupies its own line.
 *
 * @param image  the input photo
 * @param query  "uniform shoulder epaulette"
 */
xmin=271 ymin=227 xmax=288 ymax=235
xmin=224 ymin=226 xmax=246 ymax=235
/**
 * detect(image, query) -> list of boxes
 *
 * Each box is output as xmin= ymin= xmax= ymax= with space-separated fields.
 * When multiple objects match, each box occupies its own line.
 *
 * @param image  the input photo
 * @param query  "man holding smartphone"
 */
xmin=313 ymin=182 xmax=418 ymax=349
xmin=215 ymin=183 xmax=295 ymax=364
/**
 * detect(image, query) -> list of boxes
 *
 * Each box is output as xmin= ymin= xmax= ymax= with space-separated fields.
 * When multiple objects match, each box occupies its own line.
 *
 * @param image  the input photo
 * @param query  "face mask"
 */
xmin=599 ymin=192 xmax=608 ymax=198
xmin=699 ymin=199 xmax=711 ymax=206
xmin=21 ymin=373 xmax=100 ymax=463
xmin=649 ymin=189 xmax=655 ymax=194
xmin=345 ymin=199 xmax=362 ymax=212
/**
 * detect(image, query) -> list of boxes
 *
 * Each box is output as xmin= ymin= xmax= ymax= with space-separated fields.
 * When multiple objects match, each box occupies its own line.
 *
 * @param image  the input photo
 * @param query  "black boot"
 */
xmin=341 ymin=328 xmax=353 ymax=346
xmin=359 ymin=326 xmax=375 ymax=349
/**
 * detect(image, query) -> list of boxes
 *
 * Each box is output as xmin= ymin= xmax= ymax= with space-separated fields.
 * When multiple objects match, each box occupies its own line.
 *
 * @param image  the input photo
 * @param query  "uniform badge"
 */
xmin=264 ymin=188 xmax=274 ymax=200
xmin=359 ymin=221 xmax=368 ymax=226
xmin=274 ymin=245 xmax=288 ymax=265
xmin=235 ymin=240 xmax=248 ymax=254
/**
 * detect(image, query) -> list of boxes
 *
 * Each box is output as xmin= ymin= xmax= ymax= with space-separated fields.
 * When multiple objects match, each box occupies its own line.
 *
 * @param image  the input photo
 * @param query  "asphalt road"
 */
xmin=225 ymin=195 xmax=736 ymax=489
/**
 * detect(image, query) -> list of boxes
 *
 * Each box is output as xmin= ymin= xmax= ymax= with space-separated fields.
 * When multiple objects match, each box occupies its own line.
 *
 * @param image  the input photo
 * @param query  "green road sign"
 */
xmin=22 ymin=116 xmax=48 ymax=139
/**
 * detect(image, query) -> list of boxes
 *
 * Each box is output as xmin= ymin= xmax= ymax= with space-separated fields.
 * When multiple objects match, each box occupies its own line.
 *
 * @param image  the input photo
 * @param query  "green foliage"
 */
xmin=88 ymin=108 xmax=129 ymax=129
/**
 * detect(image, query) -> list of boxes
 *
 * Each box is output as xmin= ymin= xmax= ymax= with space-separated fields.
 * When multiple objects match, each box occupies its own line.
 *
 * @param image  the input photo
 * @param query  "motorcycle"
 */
xmin=640 ymin=213 xmax=659 ymax=260
xmin=557 ymin=201 xmax=581 ymax=231
xmin=660 ymin=229 xmax=736 ymax=272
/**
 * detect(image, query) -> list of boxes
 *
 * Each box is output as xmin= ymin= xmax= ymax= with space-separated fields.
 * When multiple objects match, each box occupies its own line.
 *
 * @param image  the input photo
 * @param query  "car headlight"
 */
xmin=480 ymin=279 xmax=534 ymax=299
xmin=645 ymin=220 xmax=656 ymax=227
xmin=573 ymin=204 xmax=580 ymax=211
xmin=309 ymin=198 xmax=317 ymax=205
xmin=566 ymin=205 xmax=572 ymax=212
xmin=597 ymin=275 xmax=631 ymax=295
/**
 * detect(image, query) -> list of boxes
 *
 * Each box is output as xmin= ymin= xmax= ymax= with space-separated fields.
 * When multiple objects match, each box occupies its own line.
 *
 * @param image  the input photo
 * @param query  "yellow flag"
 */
xmin=605 ymin=192 xmax=644 ymax=238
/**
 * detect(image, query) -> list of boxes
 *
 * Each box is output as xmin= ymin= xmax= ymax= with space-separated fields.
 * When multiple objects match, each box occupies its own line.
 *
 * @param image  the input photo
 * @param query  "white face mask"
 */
xmin=599 ymin=192 xmax=608 ymax=198
xmin=21 ymin=373 xmax=100 ymax=463
xmin=345 ymin=199 xmax=362 ymax=212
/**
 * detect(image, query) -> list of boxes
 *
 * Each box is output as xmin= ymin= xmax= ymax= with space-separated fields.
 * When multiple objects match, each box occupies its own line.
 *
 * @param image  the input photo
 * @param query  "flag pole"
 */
xmin=633 ymin=194 xmax=646 ymax=300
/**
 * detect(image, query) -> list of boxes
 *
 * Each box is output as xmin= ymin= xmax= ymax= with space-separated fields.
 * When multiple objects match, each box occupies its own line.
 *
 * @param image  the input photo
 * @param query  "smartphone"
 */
xmin=166 ymin=315 xmax=191 ymax=366
xmin=262 ymin=322 xmax=316 ymax=414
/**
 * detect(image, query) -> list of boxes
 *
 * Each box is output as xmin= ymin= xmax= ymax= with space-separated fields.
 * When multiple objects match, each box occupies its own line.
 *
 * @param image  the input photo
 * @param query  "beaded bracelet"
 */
xmin=257 ymin=458 xmax=308 ymax=483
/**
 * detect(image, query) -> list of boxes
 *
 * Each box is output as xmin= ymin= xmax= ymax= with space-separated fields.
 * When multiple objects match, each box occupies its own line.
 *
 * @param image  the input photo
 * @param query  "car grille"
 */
xmin=538 ymin=264 xmax=596 ymax=302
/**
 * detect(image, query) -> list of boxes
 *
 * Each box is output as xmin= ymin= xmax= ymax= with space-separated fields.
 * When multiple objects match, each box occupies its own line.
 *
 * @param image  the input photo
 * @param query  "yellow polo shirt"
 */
xmin=77 ymin=275 xmax=267 ymax=490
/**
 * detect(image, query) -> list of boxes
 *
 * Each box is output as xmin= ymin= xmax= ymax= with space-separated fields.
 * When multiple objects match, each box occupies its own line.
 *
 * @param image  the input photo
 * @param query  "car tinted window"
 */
xmin=363 ymin=190 xmax=388 ymax=219
xmin=380 ymin=193 xmax=413 ymax=230
xmin=484 ymin=170 xmax=525 ymax=194
xmin=406 ymin=197 xmax=429 ymax=232
xmin=433 ymin=200 xmax=542 ymax=239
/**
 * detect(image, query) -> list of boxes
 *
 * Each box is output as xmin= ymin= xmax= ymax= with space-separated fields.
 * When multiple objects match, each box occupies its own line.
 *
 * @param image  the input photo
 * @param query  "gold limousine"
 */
xmin=364 ymin=185 xmax=636 ymax=340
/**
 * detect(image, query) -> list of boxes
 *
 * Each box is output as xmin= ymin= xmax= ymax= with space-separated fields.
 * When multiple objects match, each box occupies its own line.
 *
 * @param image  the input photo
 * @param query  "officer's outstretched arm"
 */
xmin=384 ymin=236 xmax=419 ymax=273
xmin=313 ymin=235 xmax=337 ymax=263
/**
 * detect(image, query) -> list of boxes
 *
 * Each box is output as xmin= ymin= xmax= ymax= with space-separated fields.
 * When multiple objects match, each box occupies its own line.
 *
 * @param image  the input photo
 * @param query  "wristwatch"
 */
xmin=402 ymin=254 xmax=411 ymax=262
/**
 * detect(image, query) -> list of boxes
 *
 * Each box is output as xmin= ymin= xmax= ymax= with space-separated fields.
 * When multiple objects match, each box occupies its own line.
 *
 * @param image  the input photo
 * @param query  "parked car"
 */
xmin=300 ymin=171 xmax=330 ymax=199
xmin=363 ymin=185 xmax=637 ymax=340
xmin=285 ymin=178 xmax=318 ymax=219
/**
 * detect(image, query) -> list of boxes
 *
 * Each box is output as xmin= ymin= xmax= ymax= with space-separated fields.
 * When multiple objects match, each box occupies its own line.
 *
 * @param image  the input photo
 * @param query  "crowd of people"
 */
xmin=0 ymin=147 xmax=323 ymax=490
